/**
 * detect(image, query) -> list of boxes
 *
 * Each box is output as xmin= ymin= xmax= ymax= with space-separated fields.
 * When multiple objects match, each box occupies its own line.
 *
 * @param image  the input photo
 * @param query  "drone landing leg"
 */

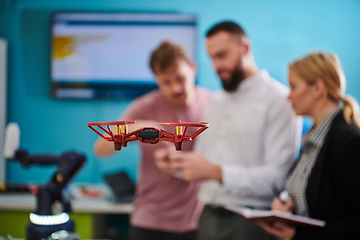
xmin=114 ymin=142 xmax=122 ymax=151
xmin=175 ymin=142 xmax=182 ymax=151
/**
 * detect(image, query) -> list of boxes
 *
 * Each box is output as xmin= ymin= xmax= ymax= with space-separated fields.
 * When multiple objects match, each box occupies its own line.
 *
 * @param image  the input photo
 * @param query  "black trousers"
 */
xmin=197 ymin=205 xmax=278 ymax=240
xmin=130 ymin=226 xmax=197 ymax=240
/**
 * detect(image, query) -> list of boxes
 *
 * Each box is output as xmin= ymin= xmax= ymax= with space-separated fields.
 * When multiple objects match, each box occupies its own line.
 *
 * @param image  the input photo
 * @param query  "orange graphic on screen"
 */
xmin=52 ymin=36 xmax=76 ymax=59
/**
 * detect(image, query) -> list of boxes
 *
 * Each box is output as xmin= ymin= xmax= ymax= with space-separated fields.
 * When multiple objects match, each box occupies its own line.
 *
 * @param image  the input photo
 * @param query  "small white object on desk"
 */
xmin=4 ymin=122 xmax=20 ymax=159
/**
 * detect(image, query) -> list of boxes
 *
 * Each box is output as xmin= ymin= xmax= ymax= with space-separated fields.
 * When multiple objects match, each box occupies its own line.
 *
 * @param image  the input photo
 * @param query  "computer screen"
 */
xmin=50 ymin=12 xmax=197 ymax=99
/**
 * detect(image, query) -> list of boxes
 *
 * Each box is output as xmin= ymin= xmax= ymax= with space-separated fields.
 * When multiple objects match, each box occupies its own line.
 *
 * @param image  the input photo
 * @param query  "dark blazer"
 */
xmin=293 ymin=111 xmax=360 ymax=240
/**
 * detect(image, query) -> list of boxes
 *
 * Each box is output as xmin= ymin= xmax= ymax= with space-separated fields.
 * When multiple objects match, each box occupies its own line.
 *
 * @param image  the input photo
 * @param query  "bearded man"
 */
xmin=154 ymin=21 xmax=303 ymax=240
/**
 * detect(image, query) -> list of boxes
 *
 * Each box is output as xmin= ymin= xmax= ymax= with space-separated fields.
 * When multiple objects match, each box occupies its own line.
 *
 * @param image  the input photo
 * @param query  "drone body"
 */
xmin=88 ymin=121 xmax=209 ymax=151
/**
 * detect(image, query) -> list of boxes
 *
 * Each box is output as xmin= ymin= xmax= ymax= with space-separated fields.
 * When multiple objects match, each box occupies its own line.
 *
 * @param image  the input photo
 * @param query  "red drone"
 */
xmin=87 ymin=121 xmax=209 ymax=151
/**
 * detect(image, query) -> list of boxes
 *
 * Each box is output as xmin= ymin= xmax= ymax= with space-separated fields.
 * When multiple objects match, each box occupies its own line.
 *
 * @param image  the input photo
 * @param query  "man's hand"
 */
xmin=166 ymin=151 xmax=222 ymax=182
xmin=153 ymin=146 xmax=175 ymax=174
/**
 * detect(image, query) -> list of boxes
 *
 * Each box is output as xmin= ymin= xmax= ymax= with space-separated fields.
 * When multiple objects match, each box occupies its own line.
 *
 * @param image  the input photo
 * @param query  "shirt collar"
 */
xmin=237 ymin=69 xmax=269 ymax=94
xmin=302 ymin=106 xmax=340 ymax=147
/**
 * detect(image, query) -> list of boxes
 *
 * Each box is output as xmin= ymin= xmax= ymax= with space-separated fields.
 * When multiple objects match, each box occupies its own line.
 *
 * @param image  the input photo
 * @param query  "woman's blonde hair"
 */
xmin=289 ymin=52 xmax=360 ymax=127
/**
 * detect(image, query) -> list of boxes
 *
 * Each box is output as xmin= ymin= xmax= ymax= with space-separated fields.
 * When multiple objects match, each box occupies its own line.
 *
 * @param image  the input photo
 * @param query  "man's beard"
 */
xmin=219 ymin=65 xmax=245 ymax=92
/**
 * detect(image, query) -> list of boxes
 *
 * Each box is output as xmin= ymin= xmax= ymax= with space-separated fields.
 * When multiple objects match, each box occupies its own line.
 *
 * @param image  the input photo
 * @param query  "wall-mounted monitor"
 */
xmin=50 ymin=12 xmax=197 ymax=99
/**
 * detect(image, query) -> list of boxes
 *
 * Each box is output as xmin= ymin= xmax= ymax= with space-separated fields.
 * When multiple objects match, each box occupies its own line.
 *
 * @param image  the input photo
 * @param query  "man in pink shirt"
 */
xmin=93 ymin=41 xmax=212 ymax=240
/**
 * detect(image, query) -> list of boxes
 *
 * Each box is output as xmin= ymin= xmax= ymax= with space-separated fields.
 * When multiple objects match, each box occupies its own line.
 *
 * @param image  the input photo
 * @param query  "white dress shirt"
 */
xmin=196 ymin=69 xmax=302 ymax=209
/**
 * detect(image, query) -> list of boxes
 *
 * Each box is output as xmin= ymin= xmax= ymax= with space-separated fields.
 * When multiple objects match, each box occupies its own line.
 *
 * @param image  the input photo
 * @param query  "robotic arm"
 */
xmin=10 ymin=150 xmax=85 ymax=215
xmin=3 ymin=123 xmax=86 ymax=240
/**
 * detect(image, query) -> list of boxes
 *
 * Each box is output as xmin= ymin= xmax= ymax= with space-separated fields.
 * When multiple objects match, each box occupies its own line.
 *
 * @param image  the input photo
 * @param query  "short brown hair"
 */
xmin=150 ymin=41 xmax=191 ymax=74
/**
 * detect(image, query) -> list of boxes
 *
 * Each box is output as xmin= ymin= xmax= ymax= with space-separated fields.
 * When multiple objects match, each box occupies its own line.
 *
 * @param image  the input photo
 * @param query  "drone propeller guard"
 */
xmin=87 ymin=121 xmax=209 ymax=151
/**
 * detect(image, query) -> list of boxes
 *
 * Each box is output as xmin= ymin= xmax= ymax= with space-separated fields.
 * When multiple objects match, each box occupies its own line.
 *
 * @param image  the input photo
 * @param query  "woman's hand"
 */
xmin=272 ymin=197 xmax=294 ymax=213
xmin=257 ymin=221 xmax=296 ymax=239
xmin=257 ymin=197 xmax=296 ymax=238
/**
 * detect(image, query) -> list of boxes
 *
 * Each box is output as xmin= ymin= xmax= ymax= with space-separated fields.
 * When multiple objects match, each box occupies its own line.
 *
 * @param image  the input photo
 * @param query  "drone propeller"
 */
xmin=87 ymin=121 xmax=136 ymax=150
xmin=158 ymin=121 xmax=209 ymax=150
xmin=158 ymin=121 xmax=209 ymax=127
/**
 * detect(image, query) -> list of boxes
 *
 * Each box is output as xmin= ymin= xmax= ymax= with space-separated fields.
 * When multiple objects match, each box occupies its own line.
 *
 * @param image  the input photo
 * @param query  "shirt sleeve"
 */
xmin=221 ymin=97 xmax=303 ymax=198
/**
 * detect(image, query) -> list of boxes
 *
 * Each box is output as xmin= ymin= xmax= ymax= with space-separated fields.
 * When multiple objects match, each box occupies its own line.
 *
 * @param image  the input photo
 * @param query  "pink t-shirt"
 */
xmin=121 ymin=87 xmax=212 ymax=233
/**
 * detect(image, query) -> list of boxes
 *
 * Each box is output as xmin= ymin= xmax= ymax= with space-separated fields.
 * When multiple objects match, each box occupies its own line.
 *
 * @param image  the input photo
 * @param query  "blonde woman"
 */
xmin=258 ymin=52 xmax=360 ymax=239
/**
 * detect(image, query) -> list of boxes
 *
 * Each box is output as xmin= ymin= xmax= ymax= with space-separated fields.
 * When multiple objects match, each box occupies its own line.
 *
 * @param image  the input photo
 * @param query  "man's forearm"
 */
xmin=207 ymin=164 xmax=222 ymax=183
xmin=94 ymin=137 xmax=118 ymax=157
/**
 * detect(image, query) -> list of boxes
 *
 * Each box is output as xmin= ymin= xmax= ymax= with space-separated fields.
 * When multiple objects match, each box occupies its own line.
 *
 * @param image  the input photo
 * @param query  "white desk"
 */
xmin=0 ymin=193 xmax=133 ymax=213
xmin=0 ymin=184 xmax=133 ymax=238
